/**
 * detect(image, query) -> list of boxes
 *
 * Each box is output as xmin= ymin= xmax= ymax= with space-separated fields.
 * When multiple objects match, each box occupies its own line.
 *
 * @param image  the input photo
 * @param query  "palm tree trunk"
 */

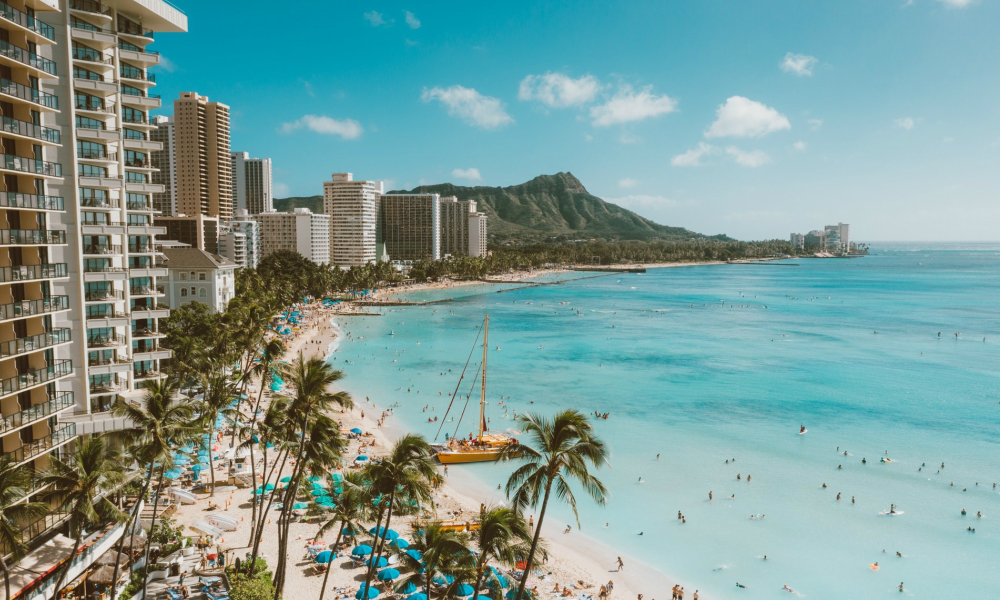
xmin=471 ymin=558 xmax=486 ymax=600
xmin=50 ymin=532 xmax=83 ymax=596
xmin=140 ymin=467 xmax=166 ymax=600
xmin=514 ymin=483 xmax=553 ymax=600
xmin=208 ymin=422 xmax=217 ymax=497
xmin=248 ymin=448 xmax=289 ymax=570
xmin=246 ymin=437 xmax=258 ymax=547
xmin=110 ymin=472 xmax=151 ymax=600
xmin=273 ymin=412 xmax=311 ymax=600
xmin=362 ymin=489 xmax=395 ymax=594
xmin=317 ymin=522 xmax=345 ymax=600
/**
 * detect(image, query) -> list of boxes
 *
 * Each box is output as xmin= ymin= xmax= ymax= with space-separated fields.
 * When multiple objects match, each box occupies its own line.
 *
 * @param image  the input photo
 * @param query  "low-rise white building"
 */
xmin=162 ymin=248 xmax=237 ymax=313
xmin=254 ymin=208 xmax=331 ymax=264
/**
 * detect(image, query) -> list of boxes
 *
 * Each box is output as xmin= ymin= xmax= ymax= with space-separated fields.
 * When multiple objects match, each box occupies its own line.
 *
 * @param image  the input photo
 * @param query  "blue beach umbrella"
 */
xmin=350 ymin=428 xmax=363 ymax=434
xmin=365 ymin=556 xmax=388 ymax=568
xmin=405 ymin=594 xmax=428 ymax=600
xmin=279 ymin=476 xmax=292 ymax=483
xmin=405 ymin=549 xmax=423 ymax=561
xmin=487 ymin=566 xmax=510 ymax=588
xmin=351 ymin=545 xmax=373 ymax=556
xmin=293 ymin=502 xmax=309 ymax=510
xmin=342 ymin=526 xmax=356 ymax=537
xmin=398 ymin=582 xmax=418 ymax=595
xmin=391 ymin=538 xmax=409 ymax=549
xmin=307 ymin=476 xmax=322 ymax=483
xmin=432 ymin=574 xmax=454 ymax=586
xmin=311 ymin=489 xmax=326 ymax=497
xmin=369 ymin=526 xmax=398 ymax=540
xmin=315 ymin=550 xmax=333 ymax=564
xmin=264 ymin=483 xmax=275 ymax=491
xmin=376 ymin=568 xmax=400 ymax=581
xmin=355 ymin=584 xmax=380 ymax=599
xmin=355 ymin=455 xmax=369 ymax=462
xmin=454 ymin=584 xmax=475 ymax=597
xmin=311 ymin=482 xmax=326 ymax=489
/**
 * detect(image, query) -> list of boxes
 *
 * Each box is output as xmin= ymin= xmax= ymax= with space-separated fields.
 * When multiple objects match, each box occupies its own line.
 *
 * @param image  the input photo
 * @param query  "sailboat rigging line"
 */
xmin=434 ymin=320 xmax=484 ymax=441
xmin=453 ymin=360 xmax=483 ymax=440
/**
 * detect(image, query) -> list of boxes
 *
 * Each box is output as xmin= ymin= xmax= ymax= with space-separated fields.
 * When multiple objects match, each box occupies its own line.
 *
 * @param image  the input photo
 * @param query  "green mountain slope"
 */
xmin=273 ymin=196 xmax=324 ymax=214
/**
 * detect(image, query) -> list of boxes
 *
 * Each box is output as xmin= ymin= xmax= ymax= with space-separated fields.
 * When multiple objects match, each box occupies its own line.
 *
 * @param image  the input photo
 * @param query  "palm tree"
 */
xmin=360 ymin=434 xmax=436 ymax=595
xmin=196 ymin=359 xmax=238 ymax=497
xmin=112 ymin=378 xmax=197 ymax=600
xmin=496 ymin=410 xmax=609 ymax=600
xmin=38 ymin=437 xmax=127 ymax=595
xmin=398 ymin=522 xmax=475 ymax=599
xmin=314 ymin=472 xmax=370 ymax=600
xmin=0 ymin=456 xmax=49 ymax=600
xmin=470 ymin=505 xmax=537 ymax=600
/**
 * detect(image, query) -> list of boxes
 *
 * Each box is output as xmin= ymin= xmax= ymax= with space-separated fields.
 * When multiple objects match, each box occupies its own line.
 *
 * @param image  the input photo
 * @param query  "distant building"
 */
xmin=231 ymin=152 xmax=273 ymax=214
xmin=151 ymin=115 xmax=177 ymax=215
xmin=824 ymin=223 xmax=850 ymax=253
xmin=440 ymin=196 xmax=473 ymax=257
xmin=218 ymin=228 xmax=247 ymax=269
xmin=222 ymin=209 xmax=261 ymax=268
xmin=804 ymin=230 xmax=826 ymax=251
xmin=168 ymin=92 xmax=232 ymax=218
xmin=469 ymin=211 xmax=488 ymax=257
xmin=324 ymin=173 xmax=383 ymax=267
xmin=255 ymin=209 xmax=331 ymax=264
xmin=380 ymin=194 xmax=441 ymax=261
xmin=162 ymin=248 xmax=236 ymax=313
xmin=790 ymin=233 xmax=805 ymax=249
xmin=155 ymin=214 xmax=220 ymax=253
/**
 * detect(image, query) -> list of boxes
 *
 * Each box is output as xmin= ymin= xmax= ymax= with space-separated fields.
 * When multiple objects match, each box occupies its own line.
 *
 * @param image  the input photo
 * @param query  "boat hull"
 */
xmin=434 ymin=448 xmax=503 ymax=464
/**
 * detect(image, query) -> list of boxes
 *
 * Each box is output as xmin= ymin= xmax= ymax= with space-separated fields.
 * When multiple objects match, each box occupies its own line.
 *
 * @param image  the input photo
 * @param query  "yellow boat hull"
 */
xmin=434 ymin=448 xmax=503 ymax=464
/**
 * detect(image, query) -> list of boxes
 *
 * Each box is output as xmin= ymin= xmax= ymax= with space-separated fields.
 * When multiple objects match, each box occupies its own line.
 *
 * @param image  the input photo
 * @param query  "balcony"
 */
xmin=78 ymin=148 xmax=116 ymax=163
xmin=133 ymin=368 xmax=162 ymax=381
xmin=117 ymin=15 xmax=153 ymax=40
xmin=130 ymin=327 xmax=162 ymax=339
xmin=71 ymin=45 xmax=112 ymax=66
xmin=10 ymin=422 xmax=77 ymax=465
xmin=120 ymin=68 xmax=154 ymax=83
xmin=82 ymin=243 xmax=121 ymax=255
xmin=121 ymin=92 xmax=160 ymax=110
xmin=133 ymin=347 xmax=170 ymax=362
xmin=0 ymin=296 xmax=70 ymax=322
xmin=130 ymin=307 xmax=169 ymax=320
xmin=86 ymin=334 xmax=125 ymax=349
xmin=89 ymin=379 xmax=124 ymax=395
xmin=0 ymin=114 xmax=60 ymax=145
xmin=0 ymin=392 xmax=74 ymax=435
xmin=0 ymin=1 xmax=56 ymax=43
xmin=0 ymin=191 xmax=63 ymax=211
xmin=70 ymin=0 xmax=111 ymax=17
xmin=0 ymin=328 xmax=71 ymax=359
xmin=84 ymin=289 xmax=123 ymax=302
xmin=0 ymin=39 xmax=57 ymax=77
xmin=74 ymin=98 xmax=114 ymax=115
xmin=88 ymin=353 xmax=129 ymax=367
xmin=80 ymin=195 xmax=117 ymax=209
xmin=0 ymin=154 xmax=62 ymax=178
xmin=129 ymin=285 xmax=161 ymax=297
xmin=128 ymin=243 xmax=155 ymax=253
xmin=126 ymin=199 xmax=155 ymax=211
xmin=0 ymin=77 xmax=58 ymax=110
xmin=0 ymin=359 xmax=73 ymax=397
xmin=0 ymin=229 xmax=65 ymax=246
xmin=0 ymin=263 xmax=68 ymax=284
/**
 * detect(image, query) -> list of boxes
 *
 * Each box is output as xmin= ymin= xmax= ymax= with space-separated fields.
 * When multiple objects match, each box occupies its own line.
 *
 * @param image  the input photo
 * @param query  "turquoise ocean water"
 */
xmin=330 ymin=243 xmax=1000 ymax=599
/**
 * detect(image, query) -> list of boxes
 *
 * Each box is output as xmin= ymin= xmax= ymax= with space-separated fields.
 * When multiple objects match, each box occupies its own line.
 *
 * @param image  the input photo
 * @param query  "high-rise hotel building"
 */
xmin=379 ymin=194 xmax=440 ymax=262
xmin=0 ymin=0 xmax=186 ymax=595
xmin=323 ymin=172 xmax=382 ymax=267
xmin=230 ymin=151 xmax=271 ymax=215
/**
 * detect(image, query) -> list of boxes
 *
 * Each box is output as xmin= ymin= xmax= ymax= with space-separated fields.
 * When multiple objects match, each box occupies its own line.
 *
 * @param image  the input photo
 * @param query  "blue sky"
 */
xmin=151 ymin=0 xmax=999 ymax=241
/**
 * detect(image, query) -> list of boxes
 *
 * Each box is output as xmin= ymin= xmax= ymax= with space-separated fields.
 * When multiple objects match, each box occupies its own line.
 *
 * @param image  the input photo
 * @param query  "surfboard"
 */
xmin=878 ymin=510 xmax=904 ymax=516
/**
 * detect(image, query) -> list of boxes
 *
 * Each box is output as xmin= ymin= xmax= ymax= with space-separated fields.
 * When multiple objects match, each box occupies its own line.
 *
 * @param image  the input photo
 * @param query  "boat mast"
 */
xmin=479 ymin=314 xmax=488 ymax=439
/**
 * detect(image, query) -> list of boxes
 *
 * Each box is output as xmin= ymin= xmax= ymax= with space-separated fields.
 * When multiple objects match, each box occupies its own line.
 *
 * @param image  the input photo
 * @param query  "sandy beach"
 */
xmin=165 ymin=289 xmax=681 ymax=600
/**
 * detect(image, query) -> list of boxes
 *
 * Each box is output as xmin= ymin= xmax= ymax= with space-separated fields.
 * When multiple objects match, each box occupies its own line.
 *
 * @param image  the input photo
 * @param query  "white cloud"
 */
xmin=421 ymin=85 xmax=514 ymax=129
xmin=584 ymin=134 xmax=593 ymax=141
xmin=808 ymin=118 xmax=823 ymax=130
xmin=157 ymin=56 xmax=178 ymax=73
xmin=705 ymin=96 xmax=791 ymax=138
xmin=618 ymin=178 xmax=638 ymax=189
xmin=937 ymin=0 xmax=975 ymax=7
xmin=590 ymin=85 xmax=678 ymax=127
xmin=274 ymin=182 xmax=290 ymax=197
xmin=404 ymin=11 xmax=420 ymax=29
xmin=451 ymin=168 xmax=482 ymax=182
xmin=725 ymin=146 xmax=772 ymax=167
xmin=671 ymin=142 xmax=719 ymax=167
xmin=895 ymin=117 xmax=915 ymax=130
xmin=363 ymin=11 xmax=386 ymax=26
xmin=280 ymin=115 xmax=364 ymax=140
xmin=619 ymin=132 xmax=640 ymax=145
xmin=518 ymin=72 xmax=601 ymax=108
xmin=781 ymin=53 xmax=818 ymax=76
xmin=793 ymin=141 xmax=807 ymax=151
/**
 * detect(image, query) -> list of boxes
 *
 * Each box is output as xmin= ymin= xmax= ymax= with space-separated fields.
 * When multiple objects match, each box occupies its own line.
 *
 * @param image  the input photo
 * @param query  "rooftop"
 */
xmin=162 ymin=247 xmax=236 ymax=269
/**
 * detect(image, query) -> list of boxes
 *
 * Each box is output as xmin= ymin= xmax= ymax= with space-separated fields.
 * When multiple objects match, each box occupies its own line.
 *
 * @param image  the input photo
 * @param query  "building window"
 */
xmin=180 ymin=288 xmax=187 ymax=297
xmin=199 ymin=273 xmax=206 ymax=281
xmin=199 ymin=288 xmax=206 ymax=298
xmin=180 ymin=273 xmax=187 ymax=281
xmin=189 ymin=287 xmax=196 ymax=296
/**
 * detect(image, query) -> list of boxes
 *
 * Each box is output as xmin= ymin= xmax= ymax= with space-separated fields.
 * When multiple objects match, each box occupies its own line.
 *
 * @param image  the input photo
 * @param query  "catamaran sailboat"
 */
xmin=433 ymin=314 xmax=518 ymax=464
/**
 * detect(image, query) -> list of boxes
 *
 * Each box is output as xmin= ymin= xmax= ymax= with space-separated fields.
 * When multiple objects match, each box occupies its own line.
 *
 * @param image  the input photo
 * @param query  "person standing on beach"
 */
xmin=617 ymin=556 xmax=625 ymax=571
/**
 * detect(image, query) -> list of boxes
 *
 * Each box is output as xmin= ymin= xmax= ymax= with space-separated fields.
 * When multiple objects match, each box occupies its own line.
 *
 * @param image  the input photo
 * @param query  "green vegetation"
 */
xmin=272 ymin=195 xmax=324 ymax=215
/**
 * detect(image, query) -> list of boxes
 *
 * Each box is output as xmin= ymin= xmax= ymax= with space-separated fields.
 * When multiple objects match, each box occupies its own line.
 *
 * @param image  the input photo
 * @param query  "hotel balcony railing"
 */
xmin=123 ymin=157 xmax=149 ymax=168
xmin=0 ymin=229 xmax=66 ymax=245
xmin=9 ymin=422 xmax=77 ymax=464
xmin=117 ymin=16 xmax=153 ymax=39
xmin=76 ymin=118 xmax=108 ymax=131
xmin=122 ymin=114 xmax=147 ymax=125
xmin=83 ymin=263 xmax=125 ymax=273
xmin=0 ymin=39 xmax=57 ymax=76
xmin=120 ymin=68 xmax=154 ymax=83
xmin=128 ymin=243 xmax=154 ymax=253
xmin=83 ymin=244 xmax=122 ymax=255
xmin=1 ymin=359 xmax=73 ymax=396
xmin=71 ymin=0 xmax=111 ymax=16
xmin=130 ymin=286 xmax=159 ymax=296
xmin=0 ymin=154 xmax=62 ymax=177
xmin=0 ymin=392 xmax=74 ymax=434
xmin=75 ymin=99 xmax=113 ymax=114
xmin=87 ymin=334 xmax=125 ymax=348
xmin=78 ymin=149 xmax=116 ymax=161
xmin=126 ymin=199 xmax=154 ymax=211
xmin=134 ymin=369 xmax=161 ymax=380
xmin=86 ymin=306 xmax=129 ymax=319
xmin=0 ymin=263 xmax=68 ymax=284
xmin=0 ymin=77 xmax=58 ymax=109
xmin=84 ymin=289 xmax=123 ymax=301
xmin=89 ymin=379 xmax=124 ymax=394
xmin=0 ymin=191 xmax=63 ymax=211
xmin=88 ymin=353 xmax=130 ymax=367
xmin=0 ymin=2 xmax=56 ymax=41
xmin=1 ymin=114 xmax=60 ymax=144
xmin=0 ymin=296 xmax=70 ymax=321
xmin=123 ymin=128 xmax=146 ymax=140
xmin=81 ymin=196 xmax=116 ymax=209
xmin=131 ymin=327 xmax=159 ymax=338
xmin=71 ymin=46 xmax=112 ymax=65
xmin=0 ymin=328 xmax=71 ymax=359
xmin=70 ymin=18 xmax=110 ymax=34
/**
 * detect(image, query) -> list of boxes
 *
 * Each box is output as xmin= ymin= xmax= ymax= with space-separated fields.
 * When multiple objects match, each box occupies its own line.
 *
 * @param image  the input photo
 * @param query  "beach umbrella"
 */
xmin=432 ymin=574 xmax=455 ymax=586
xmin=293 ymin=502 xmax=309 ymax=510
xmin=351 ymin=544 xmax=373 ymax=556
xmin=355 ymin=455 xmax=369 ymax=462
xmin=307 ymin=475 xmax=322 ymax=482
xmin=369 ymin=526 xmax=398 ymax=540
xmin=355 ymin=585 xmax=380 ymax=600
xmin=376 ymin=568 xmax=400 ymax=581
xmin=342 ymin=526 xmax=356 ymax=537
xmin=405 ymin=594 xmax=428 ymax=600
xmin=350 ymin=428 xmax=363 ymax=434
xmin=365 ymin=556 xmax=388 ymax=569
xmin=279 ymin=476 xmax=292 ymax=483
xmin=405 ymin=549 xmax=423 ymax=561
xmin=315 ymin=550 xmax=333 ymax=564
xmin=391 ymin=538 xmax=409 ymax=550
xmin=455 ymin=584 xmax=475 ymax=597
xmin=397 ymin=582 xmax=418 ymax=595
xmin=253 ymin=487 xmax=266 ymax=495
xmin=487 ymin=566 xmax=510 ymax=588
xmin=311 ymin=481 xmax=326 ymax=489
xmin=264 ymin=483 xmax=275 ymax=491
xmin=311 ymin=489 xmax=326 ymax=497
xmin=331 ymin=473 xmax=344 ymax=481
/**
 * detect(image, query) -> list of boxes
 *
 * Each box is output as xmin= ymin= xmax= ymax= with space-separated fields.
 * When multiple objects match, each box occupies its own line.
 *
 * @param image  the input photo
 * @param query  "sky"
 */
xmin=150 ymin=0 xmax=1000 ymax=241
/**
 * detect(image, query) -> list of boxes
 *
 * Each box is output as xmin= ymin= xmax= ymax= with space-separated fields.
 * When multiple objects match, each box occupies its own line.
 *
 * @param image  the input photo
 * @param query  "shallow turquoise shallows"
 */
xmin=330 ymin=243 xmax=1000 ymax=599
